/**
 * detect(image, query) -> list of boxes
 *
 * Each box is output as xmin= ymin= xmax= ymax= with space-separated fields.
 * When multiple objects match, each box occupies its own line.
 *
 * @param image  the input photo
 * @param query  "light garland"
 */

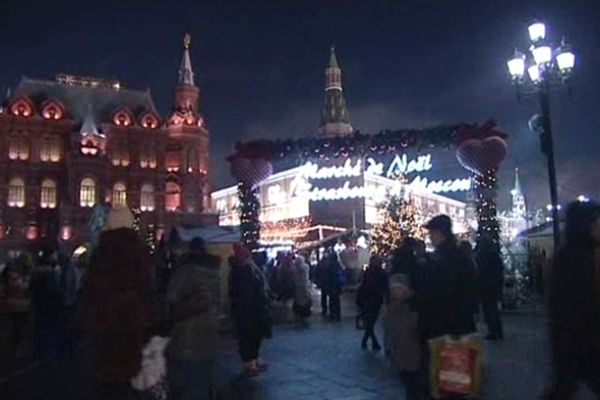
xmin=473 ymin=170 xmax=501 ymax=247
xmin=260 ymin=217 xmax=312 ymax=241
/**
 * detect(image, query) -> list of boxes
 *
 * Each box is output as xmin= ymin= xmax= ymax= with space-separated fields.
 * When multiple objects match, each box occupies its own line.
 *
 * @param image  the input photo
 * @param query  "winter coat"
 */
xmin=77 ymin=228 xmax=154 ymax=382
xmin=357 ymin=265 xmax=389 ymax=313
xmin=166 ymin=253 xmax=220 ymax=362
xmin=414 ymin=238 xmax=478 ymax=340
xmin=386 ymin=273 xmax=420 ymax=372
xmin=229 ymin=260 xmax=271 ymax=338
xmin=548 ymin=245 xmax=600 ymax=367
xmin=476 ymin=247 xmax=504 ymax=302
xmin=321 ymin=256 xmax=345 ymax=295
xmin=292 ymin=257 xmax=311 ymax=307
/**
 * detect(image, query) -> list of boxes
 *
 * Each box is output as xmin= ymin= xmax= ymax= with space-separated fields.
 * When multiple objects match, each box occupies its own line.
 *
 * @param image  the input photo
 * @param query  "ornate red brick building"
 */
xmin=0 ymin=34 xmax=215 ymax=256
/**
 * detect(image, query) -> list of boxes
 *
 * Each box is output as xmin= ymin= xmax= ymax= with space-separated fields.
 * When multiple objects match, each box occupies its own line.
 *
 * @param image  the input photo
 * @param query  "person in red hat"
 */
xmin=228 ymin=244 xmax=272 ymax=376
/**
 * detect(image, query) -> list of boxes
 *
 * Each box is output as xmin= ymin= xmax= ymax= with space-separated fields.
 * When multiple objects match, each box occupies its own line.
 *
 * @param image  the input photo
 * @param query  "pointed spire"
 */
xmin=80 ymin=105 xmax=101 ymax=136
xmin=319 ymin=46 xmax=353 ymax=137
xmin=514 ymin=168 xmax=522 ymax=195
xmin=178 ymin=33 xmax=195 ymax=86
xmin=329 ymin=45 xmax=339 ymax=68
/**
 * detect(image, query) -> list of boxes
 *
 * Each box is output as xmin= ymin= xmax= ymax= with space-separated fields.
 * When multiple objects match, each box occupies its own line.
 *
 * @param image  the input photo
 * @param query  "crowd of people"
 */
xmin=0 ymin=199 xmax=599 ymax=399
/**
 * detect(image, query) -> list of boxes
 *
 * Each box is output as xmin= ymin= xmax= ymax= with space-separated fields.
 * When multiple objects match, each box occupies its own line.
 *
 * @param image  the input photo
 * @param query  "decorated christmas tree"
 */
xmin=371 ymin=185 xmax=425 ymax=257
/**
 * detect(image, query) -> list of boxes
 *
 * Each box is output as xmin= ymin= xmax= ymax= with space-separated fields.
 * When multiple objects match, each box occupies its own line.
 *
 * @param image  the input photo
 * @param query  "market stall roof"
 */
xmin=175 ymin=226 xmax=240 ymax=243
xmin=517 ymin=222 xmax=564 ymax=239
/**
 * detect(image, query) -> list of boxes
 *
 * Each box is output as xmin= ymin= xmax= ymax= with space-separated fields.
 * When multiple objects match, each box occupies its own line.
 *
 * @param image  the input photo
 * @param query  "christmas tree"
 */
xmin=371 ymin=185 xmax=425 ymax=257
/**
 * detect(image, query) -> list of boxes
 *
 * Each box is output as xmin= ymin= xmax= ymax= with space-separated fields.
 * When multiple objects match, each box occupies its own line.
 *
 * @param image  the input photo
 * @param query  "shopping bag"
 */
xmin=131 ymin=335 xmax=170 ymax=400
xmin=428 ymin=334 xmax=483 ymax=398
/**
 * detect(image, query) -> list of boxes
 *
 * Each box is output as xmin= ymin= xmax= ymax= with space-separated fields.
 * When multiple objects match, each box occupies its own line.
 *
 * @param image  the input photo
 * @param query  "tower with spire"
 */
xmin=166 ymin=33 xmax=211 ymax=215
xmin=511 ymin=168 xmax=526 ymax=218
xmin=318 ymin=46 xmax=353 ymax=137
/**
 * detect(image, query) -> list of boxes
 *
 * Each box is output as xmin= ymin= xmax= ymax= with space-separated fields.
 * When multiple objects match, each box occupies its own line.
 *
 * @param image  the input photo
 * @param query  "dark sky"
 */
xmin=1 ymin=0 xmax=599 ymax=210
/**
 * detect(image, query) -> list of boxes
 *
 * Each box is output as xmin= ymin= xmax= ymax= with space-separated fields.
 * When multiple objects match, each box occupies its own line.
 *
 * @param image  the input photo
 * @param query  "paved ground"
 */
xmin=1 ymin=292 xmax=596 ymax=400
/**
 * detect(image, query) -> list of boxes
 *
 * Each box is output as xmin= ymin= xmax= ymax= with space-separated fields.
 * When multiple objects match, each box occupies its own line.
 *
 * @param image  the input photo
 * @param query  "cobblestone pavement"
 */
xmin=1 ymin=293 xmax=596 ymax=400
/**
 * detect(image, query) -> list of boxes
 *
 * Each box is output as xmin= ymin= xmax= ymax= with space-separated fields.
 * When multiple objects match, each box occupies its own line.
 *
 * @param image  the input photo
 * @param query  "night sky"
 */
xmin=1 ymin=0 xmax=599 ymax=210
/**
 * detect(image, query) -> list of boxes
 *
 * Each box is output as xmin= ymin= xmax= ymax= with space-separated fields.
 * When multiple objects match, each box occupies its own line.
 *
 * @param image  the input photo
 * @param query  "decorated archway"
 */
xmin=227 ymin=119 xmax=508 ymax=251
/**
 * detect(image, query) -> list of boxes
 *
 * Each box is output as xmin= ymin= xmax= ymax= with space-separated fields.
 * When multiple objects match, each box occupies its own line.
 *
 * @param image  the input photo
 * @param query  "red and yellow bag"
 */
xmin=429 ymin=334 xmax=483 ymax=398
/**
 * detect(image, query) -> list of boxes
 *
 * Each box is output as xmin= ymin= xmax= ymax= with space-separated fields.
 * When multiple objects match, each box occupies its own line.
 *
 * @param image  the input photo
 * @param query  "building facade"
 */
xmin=0 ymin=34 xmax=215 ymax=256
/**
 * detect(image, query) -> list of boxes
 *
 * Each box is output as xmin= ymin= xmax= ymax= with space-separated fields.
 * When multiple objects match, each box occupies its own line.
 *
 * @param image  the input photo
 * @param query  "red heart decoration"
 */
xmin=456 ymin=137 xmax=507 ymax=175
xmin=230 ymin=156 xmax=273 ymax=186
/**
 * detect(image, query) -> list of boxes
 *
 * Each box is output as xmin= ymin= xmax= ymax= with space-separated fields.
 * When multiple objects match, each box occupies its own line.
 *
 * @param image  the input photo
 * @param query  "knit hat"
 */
xmin=104 ymin=207 xmax=135 ymax=231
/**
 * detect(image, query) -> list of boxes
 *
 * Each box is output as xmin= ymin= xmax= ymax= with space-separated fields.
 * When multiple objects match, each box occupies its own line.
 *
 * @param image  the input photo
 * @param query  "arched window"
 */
xmin=80 ymin=178 xmax=96 ymax=208
xmin=8 ymin=178 xmax=25 ymax=208
xmin=40 ymin=179 xmax=57 ymax=209
xmin=112 ymin=108 xmax=133 ymax=127
xmin=40 ymin=136 xmax=61 ymax=162
xmin=186 ymin=148 xmax=199 ymax=173
xmin=165 ymin=182 xmax=181 ymax=211
xmin=8 ymin=136 xmax=29 ymax=161
xmin=139 ymin=145 xmax=157 ymax=169
xmin=140 ymin=184 xmax=155 ymax=212
xmin=112 ymin=182 xmax=127 ymax=207
xmin=112 ymin=145 xmax=130 ymax=167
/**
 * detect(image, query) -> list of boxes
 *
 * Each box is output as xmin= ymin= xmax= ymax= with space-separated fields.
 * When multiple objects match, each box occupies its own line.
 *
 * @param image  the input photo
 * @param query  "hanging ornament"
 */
xmin=456 ymin=137 xmax=507 ymax=175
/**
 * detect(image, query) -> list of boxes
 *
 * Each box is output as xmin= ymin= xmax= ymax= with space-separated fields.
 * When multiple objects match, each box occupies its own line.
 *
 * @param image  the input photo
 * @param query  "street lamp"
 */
xmin=506 ymin=20 xmax=576 ymax=249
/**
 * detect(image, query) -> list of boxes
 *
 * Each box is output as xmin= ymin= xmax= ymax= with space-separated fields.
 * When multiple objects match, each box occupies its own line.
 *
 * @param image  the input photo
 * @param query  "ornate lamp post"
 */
xmin=506 ymin=20 xmax=576 ymax=248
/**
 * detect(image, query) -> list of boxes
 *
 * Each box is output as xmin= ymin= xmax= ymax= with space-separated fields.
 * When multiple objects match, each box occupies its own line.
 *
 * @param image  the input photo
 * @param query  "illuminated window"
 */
xmin=186 ymin=148 xmax=199 ymax=173
xmin=40 ymin=179 xmax=57 ymax=209
xmin=165 ymin=182 xmax=181 ymax=211
xmin=112 ymin=183 xmax=127 ymax=207
xmin=141 ymin=113 xmax=159 ymax=129
xmin=140 ymin=184 xmax=155 ymax=211
xmin=8 ymin=137 xmax=29 ymax=160
xmin=40 ymin=136 xmax=61 ymax=162
xmin=140 ymin=146 xmax=157 ymax=169
xmin=8 ymin=178 xmax=25 ymax=208
xmin=10 ymin=98 xmax=33 ymax=117
xmin=113 ymin=109 xmax=133 ymax=126
xmin=112 ymin=145 xmax=130 ymax=167
xmin=80 ymin=178 xmax=96 ymax=208
xmin=41 ymin=101 xmax=64 ymax=120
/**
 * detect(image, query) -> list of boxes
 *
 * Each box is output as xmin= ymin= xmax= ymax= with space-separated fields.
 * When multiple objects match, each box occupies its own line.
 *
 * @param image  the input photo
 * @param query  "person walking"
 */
xmin=77 ymin=207 xmax=154 ymax=400
xmin=323 ymin=252 xmax=345 ymax=322
xmin=0 ymin=256 xmax=32 ymax=359
xmin=292 ymin=255 xmax=312 ymax=327
xmin=315 ymin=253 xmax=330 ymax=317
xmin=386 ymin=239 xmax=422 ymax=400
xmin=357 ymin=255 xmax=389 ymax=351
xmin=30 ymin=250 xmax=61 ymax=359
xmin=166 ymin=237 xmax=221 ymax=400
xmin=229 ymin=244 xmax=272 ymax=377
xmin=414 ymin=215 xmax=478 ymax=399
xmin=475 ymin=235 xmax=504 ymax=340
xmin=543 ymin=201 xmax=600 ymax=399
xmin=57 ymin=254 xmax=81 ymax=359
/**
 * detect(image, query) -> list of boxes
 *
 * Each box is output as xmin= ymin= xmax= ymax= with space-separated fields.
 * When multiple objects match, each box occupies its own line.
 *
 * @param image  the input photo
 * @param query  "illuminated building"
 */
xmin=0 ymin=34 xmax=215 ymax=255
xmin=498 ymin=168 xmax=529 ymax=242
xmin=212 ymin=48 xmax=471 ymax=244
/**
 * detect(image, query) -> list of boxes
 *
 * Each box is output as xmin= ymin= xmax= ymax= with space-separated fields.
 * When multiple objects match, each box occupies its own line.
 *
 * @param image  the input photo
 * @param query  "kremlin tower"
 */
xmin=318 ymin=46 xmax=353 ymax=137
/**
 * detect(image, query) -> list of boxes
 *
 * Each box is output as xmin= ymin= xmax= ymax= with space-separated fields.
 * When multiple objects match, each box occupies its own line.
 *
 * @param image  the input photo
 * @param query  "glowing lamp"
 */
xmin=507 ymin=50 xmax=526 ymax=79
xmin=556 ymin=39 xmax=575 ymax=73
xmin=528 ymin=22 xmax=546 ymax=42
xmin=531 ymin=45 xmax=552 ymax=64
xmin=527 ymin=65 xmax=541 ymax=83
xmin=60 ymin=226 xmax=72 ymax=241
xmin=26 ymin=225 xmax=38 ymax=241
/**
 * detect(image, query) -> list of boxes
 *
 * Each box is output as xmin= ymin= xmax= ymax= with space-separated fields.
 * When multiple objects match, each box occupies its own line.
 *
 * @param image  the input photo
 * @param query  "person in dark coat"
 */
xmin=475 ymin=234 xmax=504 ymax=340
xmin=321 ymin=252 xmax=345 ymax=321
xmin=543 ymin=201 xmax=600 ymax=399
xmin=229 ymin=244 xmax=272 ymax=377
xmin=77 ymin=208 xmax=154 ymax=399
xmin=357 ymin=255 xmax=389 ymax=351
xmin=413 ymin=215 xmax=478 ymax=400
xmin=415 ymin=215 xmax=478 ymax=340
